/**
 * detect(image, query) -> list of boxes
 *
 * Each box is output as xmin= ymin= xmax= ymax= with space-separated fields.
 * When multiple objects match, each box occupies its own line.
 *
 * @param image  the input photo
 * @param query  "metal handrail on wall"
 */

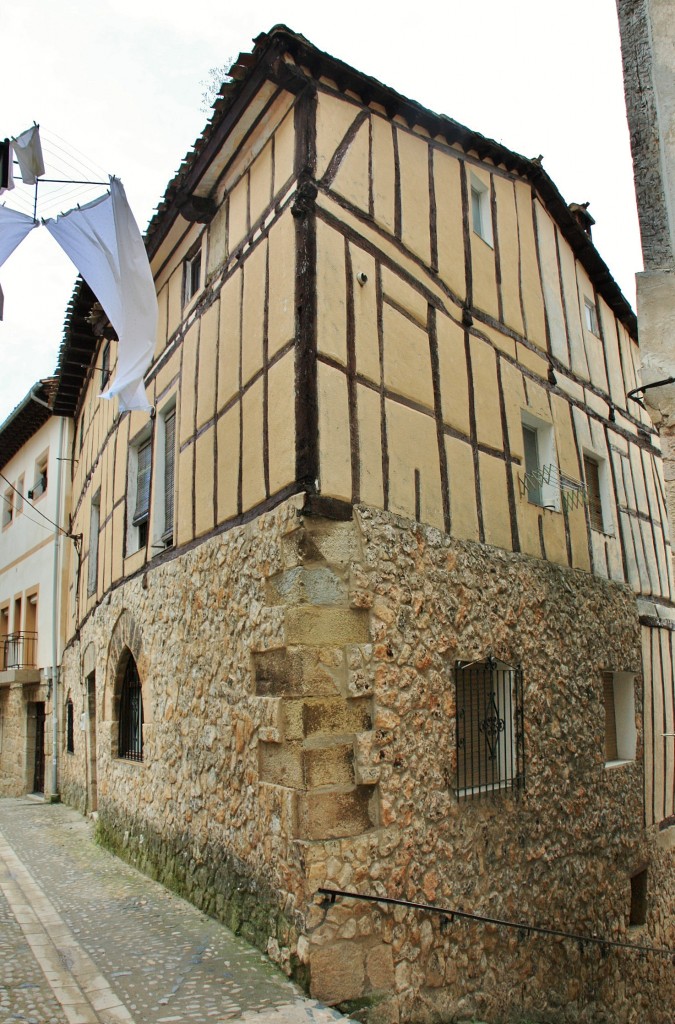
xmin=1 ymin=631 xmax=38 ymax=670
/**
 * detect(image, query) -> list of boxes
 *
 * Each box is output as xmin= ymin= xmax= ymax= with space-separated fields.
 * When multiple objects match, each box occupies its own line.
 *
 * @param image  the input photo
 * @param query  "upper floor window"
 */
xmin=584 ymin=297 xmax=600 ymax=336
xmin=15 ymin=475 xmax=24 ymax=516
xmin=583 ymin=455 xmax=609 ymax=533
xmin=127 ymin=433 xmax=151 ymax=554
xmin=183 ymin=247 xmax=202 ymax=306
xmin=470 ymin=174 xmax=493 ymax=246
xmin=87 ymin=491 xmax=101 ymax=596
xmin=153 ymin=403 xmax=176 ymax=550
xmin=134 ymin=440 xmax=151 ymax=549
xmin=28 ymin=451 xmax=48 ymax=501
xmin=521 ymin=414 xmax=560 ymax=511
xmin=2 ymin=487 xmax=13 ymax=528
xmin=101 ymin=341 xmax=111 ymax=389
xmin=455 ymin=657 xmax=525 ymax=797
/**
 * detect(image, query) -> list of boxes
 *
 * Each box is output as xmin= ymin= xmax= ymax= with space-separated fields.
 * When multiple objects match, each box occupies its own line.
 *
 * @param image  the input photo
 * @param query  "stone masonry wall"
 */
xmin=59 ymin=496 xmax=675 ymax=1024
xmin=301 ymin=506 xmax=675 ymax=1024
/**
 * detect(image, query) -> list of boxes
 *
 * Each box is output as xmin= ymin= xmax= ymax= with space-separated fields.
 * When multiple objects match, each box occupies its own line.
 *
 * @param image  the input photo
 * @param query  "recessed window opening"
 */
xmin=118 ymin=654 xmax=143 ymax=762
xmin=28 ymin=452 xmax=48 ymax=501
xmin=455 ymin=657 xmax=525 ymax=798
xmin=183 ymin=248 xmax=202 ymax=306
xmin=131 ymin=439 xmax=151 ymax=551
xmin=66 ymin=699 xmax=74 ymax=754
xmin=583 ymin=455 xmax=605 ymax=532
xmin=152 ymin=402 xmax=176 ymax=551
xmin=629 ymin=868 xmax=648 ymax=927
xmin=470 ymin=175 xmax=493 ymax=246
xmin=584 ymin=297 xmax=600 ymax=336
xmin=16 ymin=475 xmax=24 ymax=515
xmin=101 ymin=341 xmax=111 ymax=389
xmin=603 ymin=671 xmax=636 ymax=765
xmin=520 ymin=413 xmax=560 ymax=511
xmin=2 ymin=488 xmax=13 ymax=528
xmin=88 ymin=491 xmax=101 ymax=596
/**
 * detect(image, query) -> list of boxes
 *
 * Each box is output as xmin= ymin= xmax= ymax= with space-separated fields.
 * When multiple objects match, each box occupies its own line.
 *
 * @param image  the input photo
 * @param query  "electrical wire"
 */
xmin=0 ymin=472 xmax=71 ymax=539
xmin=0 ymin=492 xmax=58 ymax=537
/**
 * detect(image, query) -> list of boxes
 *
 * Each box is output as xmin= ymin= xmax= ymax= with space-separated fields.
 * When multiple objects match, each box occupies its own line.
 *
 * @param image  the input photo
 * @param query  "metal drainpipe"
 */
xmin=29 ymin=388 xmax=66 ymax=800
xmin=50 ymin=416 xmax=65 ymax=799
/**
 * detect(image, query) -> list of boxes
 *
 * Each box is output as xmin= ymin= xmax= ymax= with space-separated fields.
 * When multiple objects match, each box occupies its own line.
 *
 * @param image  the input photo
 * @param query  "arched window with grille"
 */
xmin=118 ymin=654 xmax=143 ymax=761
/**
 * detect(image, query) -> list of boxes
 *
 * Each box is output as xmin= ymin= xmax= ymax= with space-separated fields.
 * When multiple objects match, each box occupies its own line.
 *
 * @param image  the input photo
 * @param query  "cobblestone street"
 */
xmin=0 ymin=798 xmax=349 ymax=1024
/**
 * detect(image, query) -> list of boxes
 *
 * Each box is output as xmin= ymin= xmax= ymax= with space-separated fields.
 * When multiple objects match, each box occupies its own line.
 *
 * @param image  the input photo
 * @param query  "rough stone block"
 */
xmin=267 ymin=566 xmax=348 ymax=606
xmin=297 ymin=786 xmax=374 ymax=839
xmin=310 ymin=941 xmax=365 ymax=1003
xmin=304 ymin=521 xmax=357 ymax=566
xmin=285 ymin=606 xmax=370 ymax=646
xmin=259 ymin=742 xmax=304 ymax=788
xmin=303 ymin=743 xmax=355 ymax=788
xmin=253 ymin=648 xmax=343 ymax=698
xmin=353 ymin=731 xmax=381 ymax=785
xmin=366 ymin=944 xmax=395 ymax=991
xmin=284 ymin=697 xmax=372 ymax=740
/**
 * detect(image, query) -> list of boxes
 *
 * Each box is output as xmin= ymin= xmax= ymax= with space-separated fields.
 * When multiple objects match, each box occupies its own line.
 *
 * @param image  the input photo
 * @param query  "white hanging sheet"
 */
xmin=45 ymin=177 xmax=157 ymax=412
xmin=0 ymin=204 xmax=37 ymax=267
xmin=13 ymin=126 xmax=45 ymax=185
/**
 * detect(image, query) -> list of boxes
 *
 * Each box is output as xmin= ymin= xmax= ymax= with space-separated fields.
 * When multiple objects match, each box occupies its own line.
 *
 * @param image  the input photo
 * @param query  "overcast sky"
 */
xmin=0 ymin=0 xmax=640 ymax=424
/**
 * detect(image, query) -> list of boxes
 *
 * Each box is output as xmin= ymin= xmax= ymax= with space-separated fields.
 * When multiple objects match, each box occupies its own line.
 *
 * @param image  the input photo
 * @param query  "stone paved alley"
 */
xmin=0 ymin=798 xmax=351 ymax=1024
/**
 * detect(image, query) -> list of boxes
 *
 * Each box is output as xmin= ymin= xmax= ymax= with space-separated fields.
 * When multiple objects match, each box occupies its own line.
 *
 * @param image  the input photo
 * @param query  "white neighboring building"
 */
xmin=0 ymin=378 xmax=72 ymax=797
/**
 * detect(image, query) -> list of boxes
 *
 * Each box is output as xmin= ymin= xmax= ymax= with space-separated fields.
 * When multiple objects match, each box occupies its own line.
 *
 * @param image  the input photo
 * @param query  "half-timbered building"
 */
xmin=53 ymin=26 xmax=675 ymax=1023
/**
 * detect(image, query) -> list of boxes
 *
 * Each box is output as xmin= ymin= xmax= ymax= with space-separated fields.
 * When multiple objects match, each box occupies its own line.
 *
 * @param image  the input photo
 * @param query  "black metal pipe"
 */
xmin=316 ymin=887 xmax=675 ymax=960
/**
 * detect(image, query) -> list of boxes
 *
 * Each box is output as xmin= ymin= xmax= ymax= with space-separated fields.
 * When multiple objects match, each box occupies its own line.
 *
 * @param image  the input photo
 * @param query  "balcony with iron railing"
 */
xmin=0 ymin=631 xmax=38 ymax=678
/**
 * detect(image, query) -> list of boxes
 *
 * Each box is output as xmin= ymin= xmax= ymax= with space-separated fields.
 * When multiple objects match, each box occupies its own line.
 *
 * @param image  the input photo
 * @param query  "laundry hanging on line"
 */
xmin=0 ymin=174 xmax=157 ymax=413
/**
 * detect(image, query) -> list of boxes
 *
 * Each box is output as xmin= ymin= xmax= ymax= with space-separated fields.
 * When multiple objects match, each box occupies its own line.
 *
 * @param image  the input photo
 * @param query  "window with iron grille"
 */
xmin=66 ymin=699 xmax=75 ymax=754
xmin=118 ymin=655 xmax=143 ymax=761
xmin=455 ymin=657 xmax=525 ymax=797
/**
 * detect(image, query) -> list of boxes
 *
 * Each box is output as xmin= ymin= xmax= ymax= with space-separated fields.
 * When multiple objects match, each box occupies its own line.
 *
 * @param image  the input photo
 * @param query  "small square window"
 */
xmin=470 ymin=175 xmax=493 ymax=246
xmin=183 ymin=249 xmax=202 ymax=306
xmin=584 ymin=297 xmax=599 ymax=336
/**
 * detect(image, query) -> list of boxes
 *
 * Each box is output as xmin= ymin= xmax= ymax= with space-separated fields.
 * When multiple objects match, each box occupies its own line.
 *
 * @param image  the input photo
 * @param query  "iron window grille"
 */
xmin=2 ymin=631 xmax=37 ymax=669
xmin=455 ymin=657 xmax=525 ymax=798
xmin=118 ymin=656 xmax=143 ymax=761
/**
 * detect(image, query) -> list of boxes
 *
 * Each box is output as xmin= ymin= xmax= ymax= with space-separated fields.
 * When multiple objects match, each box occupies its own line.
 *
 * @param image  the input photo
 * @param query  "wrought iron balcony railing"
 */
xmin=1 ymin=631 xmax=38 ymax=670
